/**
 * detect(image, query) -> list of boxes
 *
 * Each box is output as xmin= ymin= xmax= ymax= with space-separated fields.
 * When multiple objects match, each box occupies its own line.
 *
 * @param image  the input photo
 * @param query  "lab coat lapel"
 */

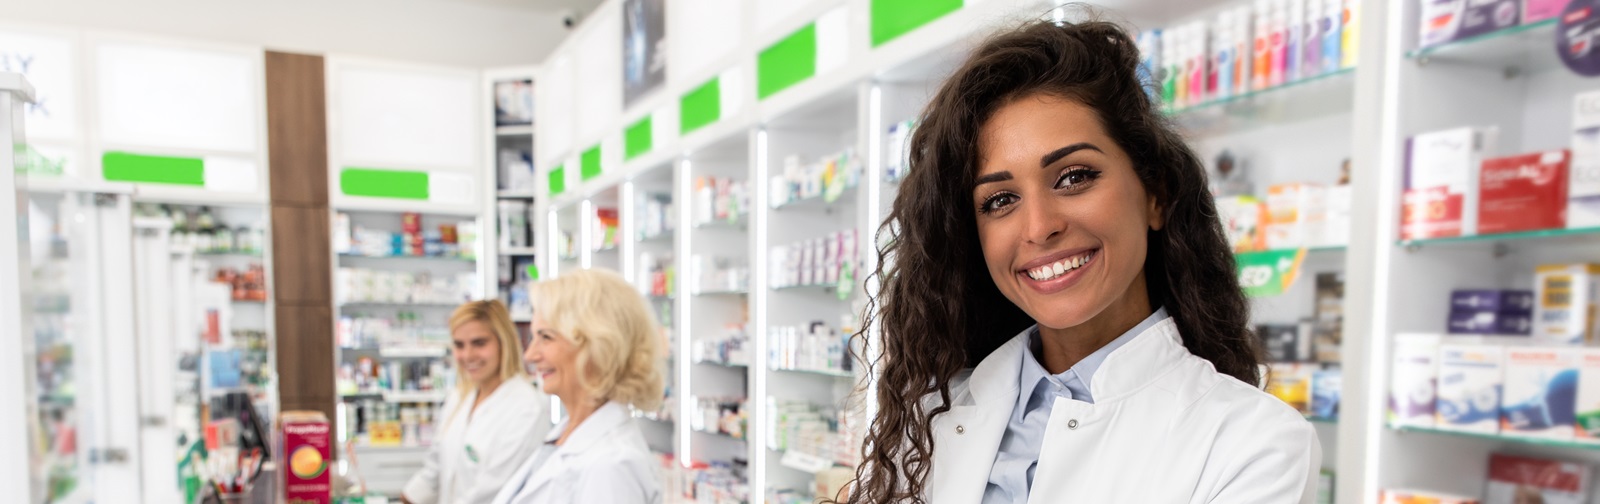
xmin=927 ymin=331 xmax=1027 ymax=503
xmin=514 ymin=401 xmax=630 ymax=498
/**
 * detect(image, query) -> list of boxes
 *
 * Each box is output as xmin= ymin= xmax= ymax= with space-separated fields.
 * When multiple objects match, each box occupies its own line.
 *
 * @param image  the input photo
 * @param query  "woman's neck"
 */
xmin=1036 ymin=284 xmax=1153 ymax=375
xmin=475 ymin=375 xmax=504 ymax=400
xmin=556 ymin=394 xmax=602 ymax=446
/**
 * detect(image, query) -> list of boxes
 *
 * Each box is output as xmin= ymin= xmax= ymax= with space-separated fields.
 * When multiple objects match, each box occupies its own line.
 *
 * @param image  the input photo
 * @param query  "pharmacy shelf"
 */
xmin=1167 ymin=67 xmax=1358 ymax=116
xmin=1406 ymin=18 xmax=1560 ymax=74
xmin=194 ymin=251 xmax=265 ymax=259
xmin=772 ymin=367 xmax=853 ymax=379
xmin=1235 ymin=245 xmax=1348 ymax=261
xmin=692 ymin=428 xmax=747 ymax=441
xmin=339 ymin=391 xmax=449 ymax=403
xmin=337 ymin=301 xmax=462 ymax=308
xmin=496 ymin=124 xmax=535 ymax=136
xmin=500 ymin=247 xmax=539 ymax=256
xmin=496 ymin=190 xmax=539 ymax=199
xmin=693 ymin=216 xmax=749 ymax=230
xmin=771 ymin=186 xmax=860 ymax=212
xmin=1397 ymin=226 xmax=1600 ymax=249
xmin=338 ymin=253 xmax=476 ymax=262
xmin=339 ymin=345 xmax=450 ymax=358
xmin=693 ymin=290 xmax=749 ymax=297
xmin=774 ymin=448 xmax=853 ymax=474
xmin=640 ymin=231 xmax=675 ymax=244
xmin=1308 ymin=416 xmax=1338 ymax=425
xmin=1393 ymin=426 xmax=1600 ymax=451
xmin=694 ymin=360 xmax=750 ymax=370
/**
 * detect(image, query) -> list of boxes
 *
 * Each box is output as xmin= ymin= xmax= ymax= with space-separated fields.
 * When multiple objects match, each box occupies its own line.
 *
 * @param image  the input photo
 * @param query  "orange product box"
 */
xmin=280 ymin=411 xmax=332 ymax=504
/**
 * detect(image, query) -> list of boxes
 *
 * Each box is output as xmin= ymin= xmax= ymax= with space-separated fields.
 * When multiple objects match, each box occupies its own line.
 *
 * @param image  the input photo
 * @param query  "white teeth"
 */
xmin=1025 ymin=252 xmax=1094 ymax=282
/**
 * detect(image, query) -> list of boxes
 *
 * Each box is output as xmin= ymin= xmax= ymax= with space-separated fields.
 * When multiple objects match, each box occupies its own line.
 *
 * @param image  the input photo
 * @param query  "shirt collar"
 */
xmin=1018 ymin=307 xmax=1170 ymax=407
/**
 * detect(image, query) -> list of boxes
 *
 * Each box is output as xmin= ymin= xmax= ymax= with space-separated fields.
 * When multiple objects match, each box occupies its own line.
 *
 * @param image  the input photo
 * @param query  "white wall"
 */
xmin=0 ymin=0 xmax=567 ymax=67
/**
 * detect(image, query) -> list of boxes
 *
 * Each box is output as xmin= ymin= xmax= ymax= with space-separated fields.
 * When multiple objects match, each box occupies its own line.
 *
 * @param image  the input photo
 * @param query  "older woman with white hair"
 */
xmin=491 ymin=269 xmax=666 ymax=504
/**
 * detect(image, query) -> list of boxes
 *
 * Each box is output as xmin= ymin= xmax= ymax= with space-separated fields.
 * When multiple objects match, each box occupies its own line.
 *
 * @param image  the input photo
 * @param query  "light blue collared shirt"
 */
xmin=981 ymin=307 xmax=1171 ymax=504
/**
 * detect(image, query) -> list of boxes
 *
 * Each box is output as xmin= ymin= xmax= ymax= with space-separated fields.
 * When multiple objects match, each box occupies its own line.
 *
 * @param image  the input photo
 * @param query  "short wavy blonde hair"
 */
xmin=531 ymin=269 xmax=664 ymax=411
xmin=448 ymin=300 xmax=528 ymax=394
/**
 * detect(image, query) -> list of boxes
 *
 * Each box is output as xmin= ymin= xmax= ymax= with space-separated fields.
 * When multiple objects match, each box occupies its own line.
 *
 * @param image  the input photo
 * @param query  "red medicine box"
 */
xmin=1478 ymin=150 xmax=1570 ymax=235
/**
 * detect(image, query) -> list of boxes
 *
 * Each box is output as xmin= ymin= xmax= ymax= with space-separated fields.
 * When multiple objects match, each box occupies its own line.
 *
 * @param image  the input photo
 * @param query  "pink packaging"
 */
xmin=1526 ymin=0 xmax=1566 ymax=24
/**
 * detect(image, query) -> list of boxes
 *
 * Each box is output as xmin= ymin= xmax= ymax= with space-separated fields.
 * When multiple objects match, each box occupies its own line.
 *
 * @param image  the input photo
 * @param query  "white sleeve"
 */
xmin=1204 ymin=411 xmax=1321 ymax=504
xmin=452 ymin=393 xmax=547 ymax=504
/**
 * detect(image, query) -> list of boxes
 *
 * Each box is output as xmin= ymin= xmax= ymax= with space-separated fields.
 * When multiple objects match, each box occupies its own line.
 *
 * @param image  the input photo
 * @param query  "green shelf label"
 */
xmin=681 ymin=77 xmax=721 ymax=135
xmin=340 ymin=168 xmax=429 ymax=200
xmin=580 ymin=145 xmax=602 ymax=181
xmin=758 ymin=23 xmax=818 ymax=100
xmin=1236 ymin=249 xmax=1306 ymax=298
xmin=871 ymin=0 xmax=962 ymax=47
xmin=102 ymin=151 xmax=204 ymax=186
xmin=625 ymin=117 xmax=653 ymax=160
xmin=549 ymin=165 xmax=566 ymax=196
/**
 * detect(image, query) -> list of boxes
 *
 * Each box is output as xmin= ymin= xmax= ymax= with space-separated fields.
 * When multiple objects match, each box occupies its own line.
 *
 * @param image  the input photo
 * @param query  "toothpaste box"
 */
xmin=1266 ymin=183 xmax=1328 ymax=250
xmin=1573 ymin=349 xmax=1600 ymax=442
xmin=1524 ymin=0 xmax=1567 ymax=24
xmin=1478 ymin=150 xmax=1570 ymax=234
xmin=1390 ymin=333 xmax=1441 ymax=427
xmin=1217 ymin=195 xmax=1267 ymax=252
xmin=1311 ymin=368 xmax=1342 ymax=419
xmin=280 ymin=410 xmax=332 ymax=504
xmin=1436 ymin=344 xmax=1504 ymax=434
xmin=1447 ymin=310 xmax=1535 ymax=335
xmin=1418 ymin=0 xmax=1523 ymax=49
xmin=1570 ymin=90 xmax=1600 ymax=229
xmin=1451 ymin=289 xmax=1536 ymax=314
xmin=1403 ymin=127 xmax=1498 ymax=240
xmin=1534 ymin=264 xmax=1600 ymax=345
xmin=1501 ymin=348 xmax=1580 ymax=440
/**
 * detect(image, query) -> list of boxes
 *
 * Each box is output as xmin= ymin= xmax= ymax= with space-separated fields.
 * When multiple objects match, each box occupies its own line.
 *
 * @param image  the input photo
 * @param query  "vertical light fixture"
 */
xmin=580 ymin=199 xmax=594 ymax=270
xmin=750 ymin=129 xmax=769 ymax=498
xmin=864 ymin=84 xmax=884 ymax=420
xmin=546 ymin=209 xmax=559 ymax=278
xmin=676 ymin=158 xmax=693 ymax=467
xmin=621 ymin=181 xmax=637 ymax=282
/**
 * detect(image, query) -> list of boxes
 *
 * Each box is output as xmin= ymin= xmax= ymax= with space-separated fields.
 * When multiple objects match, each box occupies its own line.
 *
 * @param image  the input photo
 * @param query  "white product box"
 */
xmin=1321 ymin=184 xmax=1352 ymax=247
xmin=1571 ymin=90 xmax=1600 ymax=229
xmin=1435 ymin=344 xmax=1503 ymax=434
xmin=1403 ymin=127 xmax=1498 ymax=238
xmin=1266 ymin=183 xmax=1327 ymax=250
xmin=1574 ymin=349 xmax=1600 ymax=443
xmin=1533 ymin=264 xmax=1600 ymax=346
xmin=1501 ymin=348 xmax=1580 ymax=440
xmin=1390 ymin=333 xmax=1441 ymax=427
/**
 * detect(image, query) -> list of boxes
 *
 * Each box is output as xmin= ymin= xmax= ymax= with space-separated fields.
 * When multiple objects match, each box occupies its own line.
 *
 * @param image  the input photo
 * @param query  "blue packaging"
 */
xmin=1321 ymin=0 xmax=1343 ymax=74
xmin=1502 ymin=348 xmax=1580 ymax=439
xmin=1436 ymin=344 xmax=1503 ymax=433
xmin=1449 ymin=309 xmax=1534 ymax=335
xmin=1450 ymin=289 xmax=1535 ymax=315
xmin=1311 ymin=368 xmax=1342 ymax=419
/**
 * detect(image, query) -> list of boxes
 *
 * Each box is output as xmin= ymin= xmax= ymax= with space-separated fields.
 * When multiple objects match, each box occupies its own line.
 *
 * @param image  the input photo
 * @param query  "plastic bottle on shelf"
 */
xmin=1340 ymin=0 xmax=1358 ymax=69
xmin=1286 ymin=0 xmax=1303 ymax=83
xmin=1214 ymin=13 xmax=1234 ymax=102
xmin=1303 ymin=0 xmax=1323 ymax=79
xmin=1269 ymin=0 xmax=1287 ymax=87
xmin=1322 ymin=0 xmax=1343 ymax=74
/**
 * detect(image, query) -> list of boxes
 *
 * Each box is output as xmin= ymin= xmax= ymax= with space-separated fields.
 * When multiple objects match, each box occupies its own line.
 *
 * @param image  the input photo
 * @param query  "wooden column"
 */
xmin=264 ymin=51 xmax=336 ymax=422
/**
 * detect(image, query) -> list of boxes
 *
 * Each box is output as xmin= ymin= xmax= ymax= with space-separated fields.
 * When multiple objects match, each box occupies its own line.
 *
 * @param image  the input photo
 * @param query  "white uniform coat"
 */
xmin=924 ymin=318 xmax=1321 ymax=503
xmin=403 ymin=378 xmax=550 ymax=504
xmin=490 ymin=401 xmax=662 ymax=504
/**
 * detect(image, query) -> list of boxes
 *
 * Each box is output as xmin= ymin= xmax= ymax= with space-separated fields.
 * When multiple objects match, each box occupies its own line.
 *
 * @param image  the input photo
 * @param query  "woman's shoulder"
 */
xmin=1181 ymin=360 xmax=1315 ymax=436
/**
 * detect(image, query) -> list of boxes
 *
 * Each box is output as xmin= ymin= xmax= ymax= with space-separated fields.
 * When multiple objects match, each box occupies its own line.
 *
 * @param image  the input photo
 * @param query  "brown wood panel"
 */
xmin=265 ymin=51 xmax=329 ymax=207
xmin=274 ymin=303 xmax=335 ymax=414
xmin=270 ymin=205 xmax=331 ymax=305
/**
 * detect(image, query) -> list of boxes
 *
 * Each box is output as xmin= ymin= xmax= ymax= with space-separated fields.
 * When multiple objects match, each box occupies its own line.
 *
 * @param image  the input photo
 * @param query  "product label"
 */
xmin=1478 ymin=151 xmax=1570 ymax=234
xmin=1402 ymin=187 xmax=1466 ymax=239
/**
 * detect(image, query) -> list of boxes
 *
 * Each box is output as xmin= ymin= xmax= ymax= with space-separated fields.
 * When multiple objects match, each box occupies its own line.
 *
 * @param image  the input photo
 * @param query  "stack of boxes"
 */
xmin=1220 ymin=183 xmax=1352 ymax=252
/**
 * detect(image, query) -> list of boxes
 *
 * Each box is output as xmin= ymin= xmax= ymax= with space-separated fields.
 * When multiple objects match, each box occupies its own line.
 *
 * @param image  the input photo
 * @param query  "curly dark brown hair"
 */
xmin=842 ymin=11 xmax=1260 ymax=504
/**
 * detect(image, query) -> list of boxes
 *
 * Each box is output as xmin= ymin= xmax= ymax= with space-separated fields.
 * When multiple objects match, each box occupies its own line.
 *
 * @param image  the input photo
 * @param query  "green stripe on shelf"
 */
xmin=580 ymin=145 xmax=602 ymax=180
xmin=340 ymin=168 xmax=429 ymax=200
xmin=871 ymin=0 xmax=962 ymax=47
xmin=758 ymin=23 xmax=817 ymax=100
xmin=549 ymin=165 xmax=566 ymax=196
xmin=625 ymin=116 xmax=653 ymax=160
xmin=680 ymin=77 xmax=721 ymax=135
xmin=102 ymin=151 xmax=204 ymax=186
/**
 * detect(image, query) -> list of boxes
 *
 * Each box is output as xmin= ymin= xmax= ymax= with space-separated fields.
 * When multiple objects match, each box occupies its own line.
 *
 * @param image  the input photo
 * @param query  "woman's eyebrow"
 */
xmin=1040 ymin=142 xmax=1103 ymax=168
xmin=975 ymin=171 xmax=1013 ymax=186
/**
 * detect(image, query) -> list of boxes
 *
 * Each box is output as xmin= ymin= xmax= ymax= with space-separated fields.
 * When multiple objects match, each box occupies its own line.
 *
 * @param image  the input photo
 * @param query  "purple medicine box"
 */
xmin=1449 ymin=309 xmax=1535 ymax=335
xmin=1450 ymin=289 xmax=1536 ymax=315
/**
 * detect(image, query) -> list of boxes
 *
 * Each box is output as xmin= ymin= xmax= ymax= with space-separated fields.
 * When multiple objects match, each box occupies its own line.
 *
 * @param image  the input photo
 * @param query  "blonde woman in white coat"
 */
xmin=491 ymin=269 xmax=664 ymax=504
xmin=841 ymin=15 xmax=1319 ymax=504
xmin=402 ymin=301 xmax=551 ymax=504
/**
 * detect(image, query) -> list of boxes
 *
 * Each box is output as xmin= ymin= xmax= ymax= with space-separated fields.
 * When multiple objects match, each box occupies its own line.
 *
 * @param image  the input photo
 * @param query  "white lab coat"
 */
xmin=490 ymin=401 xmax=662 ymax=504
xmin=403 ymin=378 xmax=551 ymax=504
xmin=923 ymin=318 xmax=1321 ymax=503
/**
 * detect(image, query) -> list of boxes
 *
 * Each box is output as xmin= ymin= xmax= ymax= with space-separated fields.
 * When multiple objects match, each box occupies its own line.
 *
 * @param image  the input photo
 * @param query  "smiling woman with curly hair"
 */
xmin=842 ymin=11 xmax=1321 ymax=504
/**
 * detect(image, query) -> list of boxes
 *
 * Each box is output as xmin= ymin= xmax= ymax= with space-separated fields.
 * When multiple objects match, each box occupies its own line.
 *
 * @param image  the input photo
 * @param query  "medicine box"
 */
xmin=1571 ymin=90 xmax=1600 ymax=229
xmin=280 ymin=411 xmax=332 ymax=504
xmin=1501 ymin=348 xmax=1580 ymax=440
xmin=1524 ymin=0 xmax=1566 ymax=24
xmin=1266 ymin=183 xmax=1327 ymax=250
xmin=1268 ymin=363 xmax=1313 ymax=415
xmin=1311 ymin=368 xmax=1342 ymax=419
xmin=1447 ymin=310 xmax=1534 ymax=335
xmin=1574 ymin=349 xmax=1600 ymax=442
xmin=1322 ymin=184 xmax=1352 ymax=247
xmin=1403 ymin=127 xmax=1497 ymax=239
xmin=1450 ymin=289 xmax=1535 ymax=314
xmin=1478 ymin=150 xmax=1570 ymax=234
xmin=1418 ymin=0 xmax=1523 ymax=49
xmin=1380 ymin=489 xmax=1480 ymax=504
xmin=1217 ymin=195 xmax=1266 ymax=252
xmin=1484 ymin=453 xmax=1590 ymax=504
xmin=1534 ymin=264 xmax=1600 ymax=346
xmin=1390 ymin=333 xmax=1441 ymax=427
xmin=1436 ymin=344 xmax=1503 ymax=433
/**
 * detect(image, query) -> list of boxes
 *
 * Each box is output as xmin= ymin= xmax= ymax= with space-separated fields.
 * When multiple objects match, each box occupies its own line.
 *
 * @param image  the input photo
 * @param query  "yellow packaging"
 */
xmin=1267 ymin=362 xmax=1313 ymax=415
xmin=1534 ymin=264 xmax=1600 ymax=346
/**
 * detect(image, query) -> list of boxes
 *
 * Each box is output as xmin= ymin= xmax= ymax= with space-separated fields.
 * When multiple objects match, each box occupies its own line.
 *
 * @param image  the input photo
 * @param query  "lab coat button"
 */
xmin=956 ymin=425 xmax=965 ymax=434
xmin=1067 ymin=419 xmax=1079 ymax=430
